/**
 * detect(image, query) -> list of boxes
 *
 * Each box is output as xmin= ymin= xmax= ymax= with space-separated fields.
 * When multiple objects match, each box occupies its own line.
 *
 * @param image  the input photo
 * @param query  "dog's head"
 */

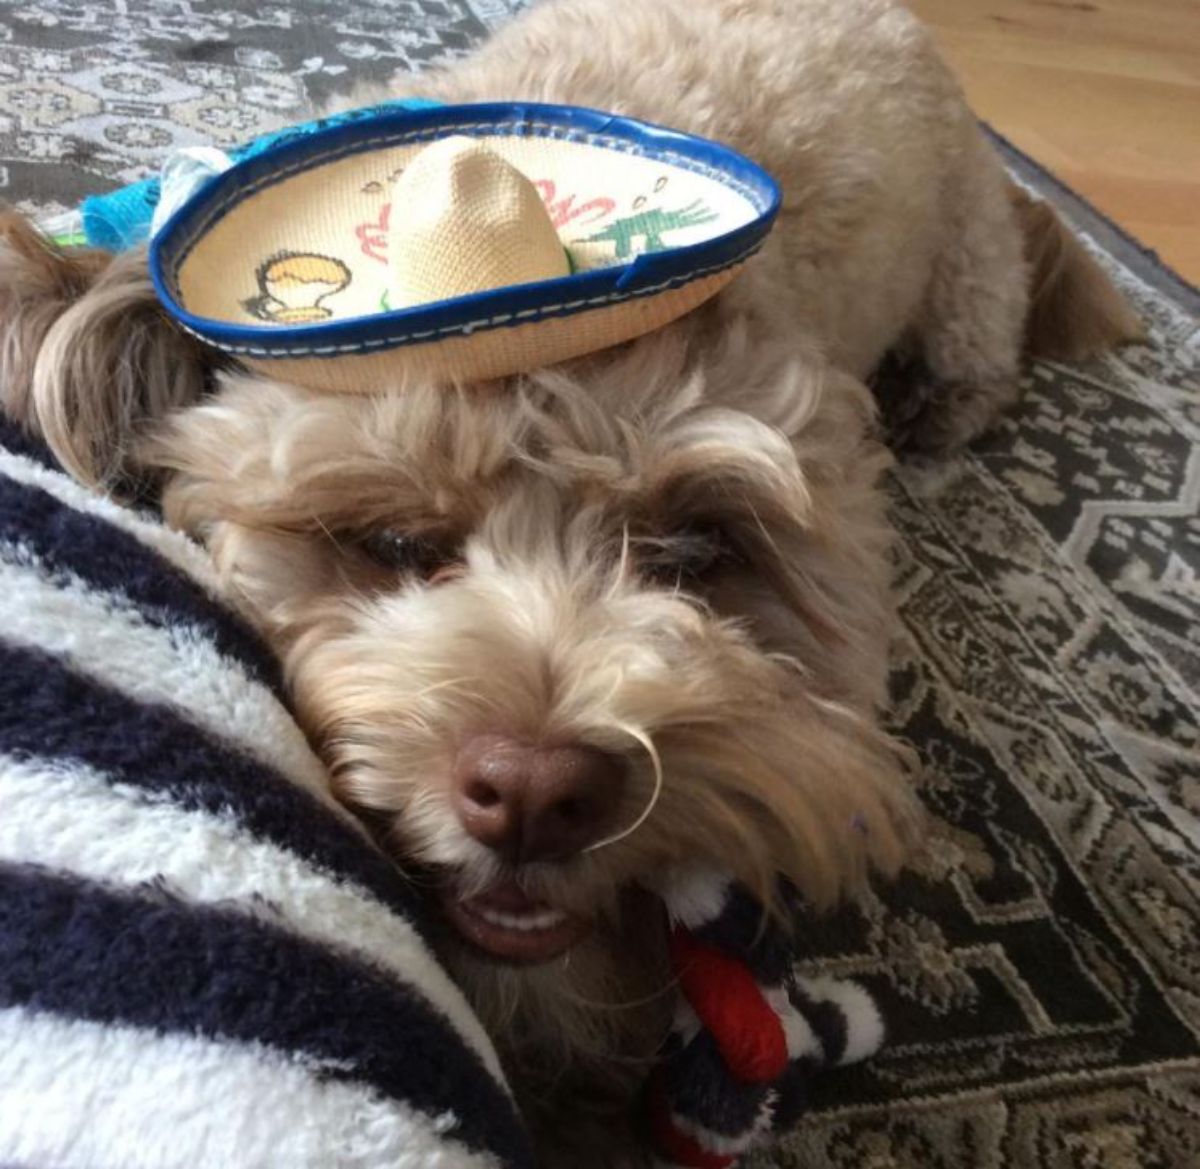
xmin=142 ymin=305 xmax=916 ymax=967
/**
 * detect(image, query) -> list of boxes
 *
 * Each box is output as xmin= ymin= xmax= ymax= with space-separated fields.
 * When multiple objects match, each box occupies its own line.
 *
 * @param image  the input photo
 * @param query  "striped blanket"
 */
xmin=0 ymin=417 xmax=533 ymax=1169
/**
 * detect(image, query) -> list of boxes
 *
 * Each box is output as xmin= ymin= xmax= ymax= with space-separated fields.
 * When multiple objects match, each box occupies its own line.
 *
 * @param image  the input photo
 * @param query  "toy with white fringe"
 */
xmin=647 ymin=868 xmax=883 ymax=1168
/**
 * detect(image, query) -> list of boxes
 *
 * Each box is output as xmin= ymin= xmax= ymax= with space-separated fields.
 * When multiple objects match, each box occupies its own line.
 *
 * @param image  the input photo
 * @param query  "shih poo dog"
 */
xmin=0 ymin=0 xmax=1137 ymax=1162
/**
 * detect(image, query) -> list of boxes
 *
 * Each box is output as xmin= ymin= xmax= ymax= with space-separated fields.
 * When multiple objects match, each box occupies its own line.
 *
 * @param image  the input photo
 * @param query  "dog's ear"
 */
xmin=0 ymin=209 xmax=211 ymax=491
xmin=0 ymin=211 xmax=110 ymax=429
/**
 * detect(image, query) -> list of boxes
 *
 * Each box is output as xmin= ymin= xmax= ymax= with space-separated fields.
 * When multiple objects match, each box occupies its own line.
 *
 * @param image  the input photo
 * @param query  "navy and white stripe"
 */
xmin=0 ymin=417 xmax=532 ymax=1169
xmin=649 ymin=865 xmax=885 ymax=1167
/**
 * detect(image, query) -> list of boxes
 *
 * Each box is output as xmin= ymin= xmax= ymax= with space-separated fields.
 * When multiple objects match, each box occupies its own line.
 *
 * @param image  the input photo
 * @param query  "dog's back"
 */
xmin=408 ymin=0 xmax=1138 ymax=433
xmin=407 ymin=0 xmax=969 ymax=376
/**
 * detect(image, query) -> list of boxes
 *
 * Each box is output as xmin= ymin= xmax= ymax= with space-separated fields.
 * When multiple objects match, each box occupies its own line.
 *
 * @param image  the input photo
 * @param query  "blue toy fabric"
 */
xmin=72 ymin=97 xmax=444 ymax=253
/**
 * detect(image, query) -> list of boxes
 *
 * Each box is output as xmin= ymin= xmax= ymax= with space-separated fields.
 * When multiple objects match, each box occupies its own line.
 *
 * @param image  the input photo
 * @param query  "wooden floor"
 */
xmin=906 ymin=0 xmax=1200 ymax=286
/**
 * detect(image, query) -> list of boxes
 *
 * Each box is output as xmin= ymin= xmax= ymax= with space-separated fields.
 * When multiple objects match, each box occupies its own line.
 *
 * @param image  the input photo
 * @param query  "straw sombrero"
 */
xmin=149 ymin=102 xmax=781 ymax=392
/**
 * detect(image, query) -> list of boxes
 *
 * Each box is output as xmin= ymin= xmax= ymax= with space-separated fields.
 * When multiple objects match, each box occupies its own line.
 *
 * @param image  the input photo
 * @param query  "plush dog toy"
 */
xmin=648 ymin=870 xmax=882 ymax=1167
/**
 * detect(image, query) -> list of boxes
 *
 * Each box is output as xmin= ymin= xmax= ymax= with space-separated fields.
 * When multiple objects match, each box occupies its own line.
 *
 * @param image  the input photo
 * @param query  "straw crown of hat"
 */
xmin=390 ymin=136 xmax=571 ymax=309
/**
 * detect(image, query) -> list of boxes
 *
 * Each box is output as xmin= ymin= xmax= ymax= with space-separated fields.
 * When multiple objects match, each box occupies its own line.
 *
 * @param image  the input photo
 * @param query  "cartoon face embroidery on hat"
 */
xmin=242 ymin=251 xmax=353 ymax=324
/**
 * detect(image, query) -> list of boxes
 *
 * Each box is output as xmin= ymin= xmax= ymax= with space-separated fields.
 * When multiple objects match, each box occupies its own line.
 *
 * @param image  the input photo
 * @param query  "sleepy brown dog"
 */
xmin=0 ymin=1 xmax=1138 ymax=1163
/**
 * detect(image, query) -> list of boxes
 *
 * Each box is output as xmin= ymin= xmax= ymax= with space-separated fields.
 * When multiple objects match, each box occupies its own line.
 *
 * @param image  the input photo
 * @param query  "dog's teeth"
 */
xmin=472 ymin=904 xmax=568 ymax=932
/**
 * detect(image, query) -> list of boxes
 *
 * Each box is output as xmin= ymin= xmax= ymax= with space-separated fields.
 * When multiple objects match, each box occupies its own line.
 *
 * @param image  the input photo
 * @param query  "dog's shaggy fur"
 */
xmin=0 ymin=1 xmax=1139 ymax=1162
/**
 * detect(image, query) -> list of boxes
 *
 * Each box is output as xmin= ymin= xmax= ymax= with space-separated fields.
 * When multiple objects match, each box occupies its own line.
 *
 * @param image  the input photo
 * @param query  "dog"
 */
xmin=0 ymin=1 xmax=1138 ymax=1163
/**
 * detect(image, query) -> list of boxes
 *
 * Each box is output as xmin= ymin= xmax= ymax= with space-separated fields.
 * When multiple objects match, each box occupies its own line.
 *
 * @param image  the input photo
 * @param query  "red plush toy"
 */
xmin=647 ymin=868 xmax=885 ymax=1168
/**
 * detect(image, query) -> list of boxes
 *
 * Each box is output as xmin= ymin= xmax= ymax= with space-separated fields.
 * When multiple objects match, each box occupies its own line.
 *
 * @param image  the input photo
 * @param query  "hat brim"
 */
xmin=149 ymin=102 xmax=781 ymax=390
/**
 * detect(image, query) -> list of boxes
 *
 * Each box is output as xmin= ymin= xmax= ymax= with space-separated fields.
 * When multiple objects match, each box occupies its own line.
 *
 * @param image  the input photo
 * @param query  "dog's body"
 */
xmin=0 ymin=1 xmax=1138 ymax=1163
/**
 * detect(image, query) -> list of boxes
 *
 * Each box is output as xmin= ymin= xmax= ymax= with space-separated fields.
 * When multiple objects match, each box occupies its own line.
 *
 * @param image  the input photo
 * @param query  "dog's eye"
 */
xmin=637 ymin=524 xmax=736 ymax=586
xmin=359 ymin=530 xmax=460 ymax=582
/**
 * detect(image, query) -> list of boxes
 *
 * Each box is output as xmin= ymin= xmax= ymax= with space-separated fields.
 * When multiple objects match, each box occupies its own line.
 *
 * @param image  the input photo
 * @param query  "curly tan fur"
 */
xmin=0 ymin=211 xmax=110 ymax=427
xmin=1010 ymin=183 xmax=1145 ymax=361
xmin=0 ymin=211 xmax=210 ymax=490
xmin=0 ymin=1 xmax=1139 ymax=1162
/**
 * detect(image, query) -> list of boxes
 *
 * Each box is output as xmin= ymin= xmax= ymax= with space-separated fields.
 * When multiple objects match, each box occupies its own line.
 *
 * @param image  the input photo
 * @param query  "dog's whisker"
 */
xmin=549 ymin=974 xmax=680 ymax=1014
xmin=766 ymin=649 xmax=813 ymax=680
xmin=311 ymin=513 xmax=346 ymax=553
xmin=583 ymin=723 xmax=663 ymax=853
xmin=413 ymin=675 xmax=472 ymax=702
xmin=610 ymin=524 xmax=632 ymax=594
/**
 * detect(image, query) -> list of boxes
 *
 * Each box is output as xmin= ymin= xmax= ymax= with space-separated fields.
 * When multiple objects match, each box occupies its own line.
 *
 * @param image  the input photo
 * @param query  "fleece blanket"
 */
xmin=0 ymin=415 xmax=533 ymax=1169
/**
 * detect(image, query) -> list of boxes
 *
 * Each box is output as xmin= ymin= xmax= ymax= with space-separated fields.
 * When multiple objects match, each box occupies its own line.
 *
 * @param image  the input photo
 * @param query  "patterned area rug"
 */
xmin=2 ymin=3 xmax=1197 ymax=1165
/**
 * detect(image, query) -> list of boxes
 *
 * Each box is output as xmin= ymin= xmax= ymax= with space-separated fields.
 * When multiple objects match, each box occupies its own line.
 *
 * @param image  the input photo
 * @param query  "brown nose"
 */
xmin=452 ymin=735 xmax=627 ymax=862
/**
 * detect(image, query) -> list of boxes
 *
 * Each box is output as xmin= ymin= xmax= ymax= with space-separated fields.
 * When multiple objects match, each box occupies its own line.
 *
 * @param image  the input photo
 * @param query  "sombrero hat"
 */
xmin=149 ymin=102 xmax=781 ymax=392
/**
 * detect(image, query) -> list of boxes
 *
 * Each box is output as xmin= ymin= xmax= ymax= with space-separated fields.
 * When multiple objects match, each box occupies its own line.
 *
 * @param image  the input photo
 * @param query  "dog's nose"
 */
xmin=452 ymin=734 xmax=626 ymax=862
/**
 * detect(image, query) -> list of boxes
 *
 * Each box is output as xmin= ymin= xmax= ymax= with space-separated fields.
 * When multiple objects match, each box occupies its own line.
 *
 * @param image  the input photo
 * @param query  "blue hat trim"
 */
xmin=148 ymin=102 xmax=782 ymax=363
xmin=78 ymin=98 xmax=445 ymax=254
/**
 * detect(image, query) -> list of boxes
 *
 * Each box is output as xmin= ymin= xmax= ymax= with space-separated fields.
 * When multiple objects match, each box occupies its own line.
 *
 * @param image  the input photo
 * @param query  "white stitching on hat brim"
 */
xmin=175 ymin=241 xmax=762 ymax=359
